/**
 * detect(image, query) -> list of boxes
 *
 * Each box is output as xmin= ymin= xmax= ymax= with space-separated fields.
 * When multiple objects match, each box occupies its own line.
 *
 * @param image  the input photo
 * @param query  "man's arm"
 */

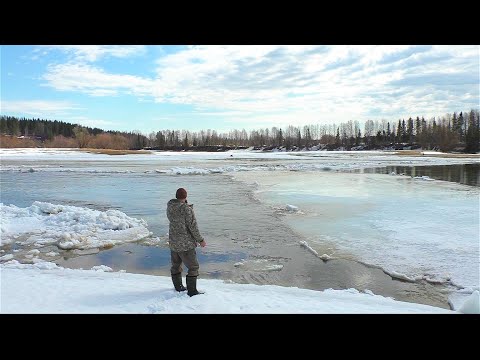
xmin=185 ymin=206 xmax=205 ymax=245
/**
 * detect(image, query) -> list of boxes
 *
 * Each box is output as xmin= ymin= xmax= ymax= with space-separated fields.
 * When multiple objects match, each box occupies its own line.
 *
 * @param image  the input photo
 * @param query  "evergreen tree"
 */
xmin=11 ymin=120 xmax=20 ymax=136
xmin=397 ymin=120 xmax=402 ymax=143
xmin=465 ymin=109 xmax=479 ymax=153
xmin=0 ymin=117 xmax=7 ymax=134
xmin=407 ymin=117 xmax=414 ymax=144
xmin=457 ymin=112 xmax=464 ymax=141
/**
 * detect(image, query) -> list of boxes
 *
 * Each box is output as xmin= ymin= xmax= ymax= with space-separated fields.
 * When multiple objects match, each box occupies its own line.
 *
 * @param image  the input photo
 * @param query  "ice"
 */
xmin=0 ymin=201 xmax=152 ymax=250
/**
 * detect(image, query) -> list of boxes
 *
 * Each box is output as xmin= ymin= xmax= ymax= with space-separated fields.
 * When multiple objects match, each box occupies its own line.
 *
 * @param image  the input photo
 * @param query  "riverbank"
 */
xmin=2 ymin=260 xmax=469 ymax=314
xmin=393 ymin=150 xmax=480 ymax=158
xmin=79 ymin=148 xmax=152 ymax=155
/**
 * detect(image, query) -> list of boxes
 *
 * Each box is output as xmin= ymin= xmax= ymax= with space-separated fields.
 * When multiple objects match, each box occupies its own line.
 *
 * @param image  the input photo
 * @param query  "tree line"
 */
xmin=1 ymin=109 xmax=479 ymax=153
xmin=0 ymin=116 xmax=148 ymax=150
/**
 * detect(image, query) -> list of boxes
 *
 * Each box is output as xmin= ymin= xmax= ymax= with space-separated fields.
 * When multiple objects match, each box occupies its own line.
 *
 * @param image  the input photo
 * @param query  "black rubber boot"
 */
xmin=171 ymin=273 xmax=187 ymax=292
xmin=186 ymin=275 xmax=204 ymax=297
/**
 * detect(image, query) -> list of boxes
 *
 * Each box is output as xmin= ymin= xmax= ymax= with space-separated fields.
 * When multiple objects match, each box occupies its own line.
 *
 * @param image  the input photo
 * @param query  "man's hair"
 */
xmin=176 ymin=188 xmax=187 ymax=199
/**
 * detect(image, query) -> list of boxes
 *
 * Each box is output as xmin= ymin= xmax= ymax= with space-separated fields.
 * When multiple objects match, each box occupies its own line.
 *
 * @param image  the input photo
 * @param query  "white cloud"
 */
xmin=40 ymin=45 xmax=147 ymax=62
xmin=151 ymin=45 xmax=479 ymax=120
xmin=42 ymin=63 xmax=155 ymax=96
xmin=1 ymin=100 xmax=79 ymax=117
xmin=40 ymin=45 xmax=479 ymax=127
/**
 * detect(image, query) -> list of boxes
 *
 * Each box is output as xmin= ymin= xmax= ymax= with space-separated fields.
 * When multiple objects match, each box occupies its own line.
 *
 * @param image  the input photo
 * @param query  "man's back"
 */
xmin=167 ymin=198 xmax=203 ymax=252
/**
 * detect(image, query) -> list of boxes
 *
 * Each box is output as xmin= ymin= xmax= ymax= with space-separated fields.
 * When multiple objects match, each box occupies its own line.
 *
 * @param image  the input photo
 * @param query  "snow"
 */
xmin=458 ymin=291 xmax=480 ymax=314
xmin=1 ymin=148 xmax=478 ymax=176
xmin=299 ymin=241 xmax=332 ymax=261
xmin=299 ymin=240 xmax=319 ymax=256
xmin=285 ymin=204 xmax=299 ymax=212
xmin=90 ymin=265 xmax=113 ymax=272
xmin=0 ymin=201 xmax=151 ymax=249
xmin=413 ymin=175 xmax=435 ymax=181
xmin=0 ymin=261 xmax=462 ymax=314
xmin=233 ymin=259 xmax=284 ymax=271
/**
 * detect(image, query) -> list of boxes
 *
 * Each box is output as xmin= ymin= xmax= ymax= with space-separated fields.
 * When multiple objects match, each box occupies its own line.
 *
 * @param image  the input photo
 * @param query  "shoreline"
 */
xmin=53 ymin=241 xmax=452 ymax=310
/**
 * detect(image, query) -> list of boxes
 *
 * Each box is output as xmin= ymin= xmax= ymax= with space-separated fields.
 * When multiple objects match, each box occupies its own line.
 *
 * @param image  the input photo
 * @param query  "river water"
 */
xmin=1 ymin=150 xmax=478 ymax=310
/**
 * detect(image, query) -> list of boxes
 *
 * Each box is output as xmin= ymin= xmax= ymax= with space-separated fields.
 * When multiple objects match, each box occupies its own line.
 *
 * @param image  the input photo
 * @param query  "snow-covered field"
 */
xmin=1 ymin=148 xmax=479 ymax=313
xmin=3 ymin=260 xmax=477 ymax=314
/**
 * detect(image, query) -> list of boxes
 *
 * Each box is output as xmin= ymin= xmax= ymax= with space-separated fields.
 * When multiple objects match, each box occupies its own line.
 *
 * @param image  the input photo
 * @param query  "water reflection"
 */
xmin=55 ymin=242 xmax=247 ymax=276
xmin=349 ymin=164 xmax=479 ymax=187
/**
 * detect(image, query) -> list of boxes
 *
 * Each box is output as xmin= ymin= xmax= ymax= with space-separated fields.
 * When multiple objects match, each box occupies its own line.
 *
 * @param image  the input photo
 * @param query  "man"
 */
xmin=166 ymin=187 xmax=207 ymax=297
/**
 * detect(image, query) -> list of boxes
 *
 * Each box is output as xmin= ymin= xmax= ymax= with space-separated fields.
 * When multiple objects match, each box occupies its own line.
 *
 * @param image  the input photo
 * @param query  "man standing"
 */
xmin=166 ymin=187 xmax=207 ymax=297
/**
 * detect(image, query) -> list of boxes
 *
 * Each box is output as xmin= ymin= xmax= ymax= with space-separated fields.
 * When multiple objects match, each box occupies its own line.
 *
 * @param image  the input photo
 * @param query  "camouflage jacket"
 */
xmin=166 ymin=199 xmax=204 ymax=252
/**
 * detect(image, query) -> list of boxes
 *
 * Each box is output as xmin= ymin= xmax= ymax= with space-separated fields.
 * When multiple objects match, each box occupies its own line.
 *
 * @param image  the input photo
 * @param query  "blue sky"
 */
xmin=1 ymin=45 xmax=478 ymax=134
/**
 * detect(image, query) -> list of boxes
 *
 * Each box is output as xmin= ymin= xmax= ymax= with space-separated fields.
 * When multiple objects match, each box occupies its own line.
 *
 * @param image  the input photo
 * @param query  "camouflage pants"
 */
xmin=170 ymin=248 xmax=200 ymax=277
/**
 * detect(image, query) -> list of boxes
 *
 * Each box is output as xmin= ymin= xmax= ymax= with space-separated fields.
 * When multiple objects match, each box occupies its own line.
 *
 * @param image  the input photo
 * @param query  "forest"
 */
xmin=1 ymin=109 xmax=478 ymax=153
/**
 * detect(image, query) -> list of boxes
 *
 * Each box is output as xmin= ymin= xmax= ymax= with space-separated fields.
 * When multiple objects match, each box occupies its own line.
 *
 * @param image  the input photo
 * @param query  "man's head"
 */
xmin=176 ymin=188 xmax=187 ymax=200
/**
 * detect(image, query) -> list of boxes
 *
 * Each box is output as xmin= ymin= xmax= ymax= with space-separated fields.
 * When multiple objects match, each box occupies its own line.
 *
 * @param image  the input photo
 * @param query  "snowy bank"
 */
xmin=1 ymin=260 xmax=472 ymax=314
xmin=0 ymin=201 xmax=151 ymax=250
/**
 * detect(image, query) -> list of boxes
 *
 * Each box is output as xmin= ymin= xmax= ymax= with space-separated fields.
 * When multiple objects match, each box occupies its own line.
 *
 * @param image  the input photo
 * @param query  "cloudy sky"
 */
xmin=1 ymin=45 xmax=478 ymax=133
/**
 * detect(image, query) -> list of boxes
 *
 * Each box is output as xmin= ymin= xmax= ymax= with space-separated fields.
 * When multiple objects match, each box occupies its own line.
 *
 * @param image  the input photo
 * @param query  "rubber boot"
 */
xmin=186 ymin=275 xmax=204 ymax=297
xmin=171 ymin=273 xmax=187 ymax=292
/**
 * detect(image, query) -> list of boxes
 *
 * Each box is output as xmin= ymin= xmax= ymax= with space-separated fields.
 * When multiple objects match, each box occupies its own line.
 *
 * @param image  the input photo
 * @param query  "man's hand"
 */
xmin=199 ymin=240 xmax=207 ymax=247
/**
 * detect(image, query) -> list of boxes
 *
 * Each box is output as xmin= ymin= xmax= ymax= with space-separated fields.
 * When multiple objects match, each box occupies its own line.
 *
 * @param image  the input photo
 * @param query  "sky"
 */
xmin=1 ymin=45 xmax=479 ymax=134
xmin=3 ymin=260 xmax=475 ymax=313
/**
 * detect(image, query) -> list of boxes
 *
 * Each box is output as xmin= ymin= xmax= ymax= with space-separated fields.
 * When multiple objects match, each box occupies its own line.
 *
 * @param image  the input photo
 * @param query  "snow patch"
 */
xmin=384 ymin=270 xmax=418 ymax=283
xmin=91 ymin=265 xmax=113 ymax=272
xmin=319 ymin=253 xmax=332 ymax=261
xmin=233 ymin=259 xmax=283 ymax=271
xmin=413 ymin=176 xmax=435 ymax=181
xmin=0 ymin=201 xmax=152 ymax=250
xmin=285 ymin=204 xmax=299 ymax=212
xmin=1 ymin=254 xmax=14 ymax=261
xmin=2 ymin=259 xmax=62 ymax=270
xmin=458 ymin=290 xmax=480 ymax=314
xmin=140 ymin=236 xmax=164 ymax=246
